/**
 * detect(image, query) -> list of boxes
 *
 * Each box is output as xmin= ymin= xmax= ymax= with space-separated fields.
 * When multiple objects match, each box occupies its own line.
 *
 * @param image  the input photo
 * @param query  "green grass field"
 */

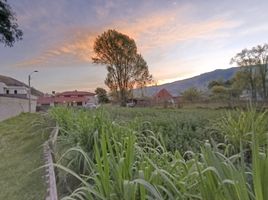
xmin=2 ymin=107 xmax=265 ymax=199
xmin=105 ymin=107 xmax=228 ymax=152
xmin=0 ymin=113 xmax=48 ymax=200
xmin=49 ymin=106 xmax=268 ymax=199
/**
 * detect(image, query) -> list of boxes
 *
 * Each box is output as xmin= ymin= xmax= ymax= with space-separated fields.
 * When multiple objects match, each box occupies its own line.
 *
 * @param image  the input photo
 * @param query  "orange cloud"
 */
xmin=16 ymin=6 xmax=239 ymax=68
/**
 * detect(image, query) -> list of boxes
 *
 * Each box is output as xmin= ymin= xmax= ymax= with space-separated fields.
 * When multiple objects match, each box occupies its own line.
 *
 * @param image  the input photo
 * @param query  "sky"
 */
xmin=0 ymin=0 xmax=268 ymax=93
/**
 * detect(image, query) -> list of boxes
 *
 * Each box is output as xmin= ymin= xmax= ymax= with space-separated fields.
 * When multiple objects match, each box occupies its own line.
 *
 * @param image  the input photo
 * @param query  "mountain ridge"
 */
xmin=134 ymin=67 xmax=241 ymax=97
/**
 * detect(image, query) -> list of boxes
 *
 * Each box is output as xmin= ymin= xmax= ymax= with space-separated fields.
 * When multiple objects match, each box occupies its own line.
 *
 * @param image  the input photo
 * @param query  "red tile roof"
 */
xmin=37 ymin=96 xmax=89 ymax=104
xmin=38 ymin=90 xmax=95 ymax=105
xmin=56 ymin=90 xmax=95 ymax=97
xmin=153 ymin=88 xmax=173 ymax=99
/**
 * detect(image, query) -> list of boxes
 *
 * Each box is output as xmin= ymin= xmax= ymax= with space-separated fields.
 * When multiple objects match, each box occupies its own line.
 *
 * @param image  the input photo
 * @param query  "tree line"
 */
xmin=231 ymin=44 xmax=268 ymax=100
xmin=181 ymin=44 xmax=268 ymax=103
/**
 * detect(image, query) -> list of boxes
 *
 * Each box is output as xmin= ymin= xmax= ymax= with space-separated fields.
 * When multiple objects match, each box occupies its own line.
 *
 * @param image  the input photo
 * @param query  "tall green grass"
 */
xmin=106 ymin=107 xmax=226 ymax=152
xmin=50 ymin=107 xmax=268 ymax=200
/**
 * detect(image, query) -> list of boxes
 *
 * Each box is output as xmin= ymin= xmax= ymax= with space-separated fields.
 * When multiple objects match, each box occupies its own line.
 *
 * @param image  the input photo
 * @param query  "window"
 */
xmin=6 ymin=90 xmax=9 ymax=94
xmin=14 ymin=90 xmax=17 ymax=94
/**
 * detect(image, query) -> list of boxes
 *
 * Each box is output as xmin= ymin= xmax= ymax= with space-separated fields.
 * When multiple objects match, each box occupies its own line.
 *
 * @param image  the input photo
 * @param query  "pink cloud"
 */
xmin=15 ymin=6 xmax=240 ymax=68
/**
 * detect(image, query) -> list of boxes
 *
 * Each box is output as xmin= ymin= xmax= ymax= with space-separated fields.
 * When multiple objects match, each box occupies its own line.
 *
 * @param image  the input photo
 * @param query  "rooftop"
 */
xmin=56 ymin=90 xmax=95 ymax=97
xmin=0 ymin=75 xmax=43 ymax=97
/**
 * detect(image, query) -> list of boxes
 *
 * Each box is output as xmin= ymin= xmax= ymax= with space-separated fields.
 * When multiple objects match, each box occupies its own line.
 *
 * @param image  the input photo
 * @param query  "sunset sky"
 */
xmin=0 ymin=0 xmax=268 ymax=93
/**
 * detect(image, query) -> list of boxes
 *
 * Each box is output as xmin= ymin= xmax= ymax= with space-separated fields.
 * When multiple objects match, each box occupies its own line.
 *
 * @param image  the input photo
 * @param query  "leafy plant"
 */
xmin=48 ymin=107 xmax=268 ymax=200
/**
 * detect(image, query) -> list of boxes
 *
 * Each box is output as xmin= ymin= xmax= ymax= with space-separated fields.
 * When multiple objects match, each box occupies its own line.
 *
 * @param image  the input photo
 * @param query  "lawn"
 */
xmin=0 ymin=113 xmax=49 ymax=200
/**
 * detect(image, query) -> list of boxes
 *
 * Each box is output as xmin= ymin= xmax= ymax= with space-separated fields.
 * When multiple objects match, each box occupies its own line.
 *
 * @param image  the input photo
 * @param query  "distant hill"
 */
xmin=134 ymin=67 xmax=240 ymax=97
xmin=0 ymin=75 xmax=43 ymax=96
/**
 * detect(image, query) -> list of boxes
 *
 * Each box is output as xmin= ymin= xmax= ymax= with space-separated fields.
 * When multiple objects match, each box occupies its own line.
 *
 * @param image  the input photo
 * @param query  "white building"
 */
xmin=0 ymin=82 xmax=28 ymax=96
xmin=0 ymin=75 xmax=43 ymax=120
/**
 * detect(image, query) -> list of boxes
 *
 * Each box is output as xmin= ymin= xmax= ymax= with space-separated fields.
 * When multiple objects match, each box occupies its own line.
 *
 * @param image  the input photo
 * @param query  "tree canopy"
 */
xmin=208 ymin=77 xmax=244 ymax=101
xmin=0 ymin=0 xmax=23 ymax=47
xmin=92 ymin=29 xmax=152 ymax=105
xmin=231 ymin=44 xmax=268 ymax=100
xmin=181 ymin=87 xmax=201 ymax=102
xmin=208 ymin=79 xmax=233 ymax=89
xmin=95 ymin=87 xmax=109 ymax=104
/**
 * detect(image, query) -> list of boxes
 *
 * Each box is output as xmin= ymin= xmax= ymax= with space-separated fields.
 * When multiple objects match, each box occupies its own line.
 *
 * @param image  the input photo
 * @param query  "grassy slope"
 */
xmin=0 ymin=113 xmax=48 ymax=200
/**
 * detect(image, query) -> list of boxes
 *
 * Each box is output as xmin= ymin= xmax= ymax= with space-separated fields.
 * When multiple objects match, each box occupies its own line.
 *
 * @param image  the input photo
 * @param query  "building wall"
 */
xmin=0 ymin=82 xmax=28 ymax=95
xmin=0 ymin=82 xmax=7 ymax=94
xmin=0 ymin=96 xmax=37 ymax=121
xmin=87 ymin=96 xmax=97 ymax=104
xmin=4 ymin=86 xmax=28 ymax=95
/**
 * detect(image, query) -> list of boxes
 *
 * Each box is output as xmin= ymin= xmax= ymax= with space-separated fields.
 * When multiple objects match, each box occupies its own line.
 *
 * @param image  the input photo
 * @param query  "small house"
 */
xmin=37 ymin=90 xmax=96 ymax=108
xmin=153 ymin=88 xmax=174 ymax=104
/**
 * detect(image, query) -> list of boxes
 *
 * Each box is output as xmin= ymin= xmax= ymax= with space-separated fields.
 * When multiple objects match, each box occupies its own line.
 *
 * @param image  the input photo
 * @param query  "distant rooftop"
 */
xmin=38 ymin=90 xmax=95 ymax=104
xmin=56 ymin=90 xmax=95 ymax=97
xmin=0 ymin=75 xmax=43 ymax=97
xmin=0 ymin=75 xmax=26 ymax=86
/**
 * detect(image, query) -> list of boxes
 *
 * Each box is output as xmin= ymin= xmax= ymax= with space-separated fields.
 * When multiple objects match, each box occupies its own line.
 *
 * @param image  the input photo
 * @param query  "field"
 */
xmin=105 ymin=107 xmax=227 ymax=152
xmin=0 ymin=113 xmax=48 ymax=200
xmin=47 ymin=106 xmax=268 ymax=200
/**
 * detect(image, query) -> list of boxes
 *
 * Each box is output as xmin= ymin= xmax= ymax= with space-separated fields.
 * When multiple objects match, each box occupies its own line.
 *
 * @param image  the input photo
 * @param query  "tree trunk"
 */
xmin=259 ymin=65 xmax=267 ymax=100
xmin=120 ymin=89 xmax=127 ymax=106
xmin=250 ymin=77 xmax=257 ymax=101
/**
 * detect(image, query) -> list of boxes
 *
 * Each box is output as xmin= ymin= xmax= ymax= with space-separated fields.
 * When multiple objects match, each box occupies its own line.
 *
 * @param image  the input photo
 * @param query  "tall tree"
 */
xmin=231 ymin=49 xmax=258 ymax=100
xmin=231 ymin=44 xmax=268 ymax=100
xmin=92 ymin=29 xmax=151 ymax=106
xmin=231 ymin=70 xmax=249 ymax=95
xmin=136 ymin=67 xmax=153 ymax=97
xmin=0 ymin=0 xmax=23 ymax=47
xmin=252 ymin=44 xmax=268 ymax=99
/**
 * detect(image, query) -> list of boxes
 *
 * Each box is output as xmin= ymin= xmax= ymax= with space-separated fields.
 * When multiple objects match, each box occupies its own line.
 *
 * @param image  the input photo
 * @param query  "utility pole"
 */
xmin=28 ymin=70 xmax=38 ymax=112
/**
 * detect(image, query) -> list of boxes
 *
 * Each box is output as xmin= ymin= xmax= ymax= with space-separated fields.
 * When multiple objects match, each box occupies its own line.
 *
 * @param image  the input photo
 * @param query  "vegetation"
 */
xmin=207 ymin=78 xmax=242 ymax=101
xmin=0 ymin=0 xmax=23 ymax=47
xmin=0 ymin=113 xmax=48 ymax=200
xmin=92 ymin=29 xmax=152 ymax=106
xmin=231 ymin=43 xmax=268 ymax=100
xmin=181 ymin=87 xmax=201 ymax=102
xmin=95 ymin=87 xmax=110 ymax=104
xmin=105 ymin=107 xmax=224 ymax=152
xmin=47 ymin=106 xmax=268 ymax=199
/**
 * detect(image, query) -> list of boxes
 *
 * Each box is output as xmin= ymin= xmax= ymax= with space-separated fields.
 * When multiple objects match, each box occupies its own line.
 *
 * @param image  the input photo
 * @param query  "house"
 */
xmin=151 ymin=88 xmax=182 ymax=107
xmin=0 ymin=75 xmax=43 ymax=120
xmin=0 ymin=75 xmax=43 ymax=98
xmin=153 ymin=88 xmax=174 ymax=103
xmin=37 ymin=90 xmax=97 ymax=108
xmin=0 ymin=81 xmax=28 ymax=96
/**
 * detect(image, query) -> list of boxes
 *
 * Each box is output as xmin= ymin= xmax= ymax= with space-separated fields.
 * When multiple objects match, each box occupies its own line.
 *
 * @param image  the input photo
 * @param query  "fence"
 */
xmin=44 ymin=125 xmax=59 ymax=200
